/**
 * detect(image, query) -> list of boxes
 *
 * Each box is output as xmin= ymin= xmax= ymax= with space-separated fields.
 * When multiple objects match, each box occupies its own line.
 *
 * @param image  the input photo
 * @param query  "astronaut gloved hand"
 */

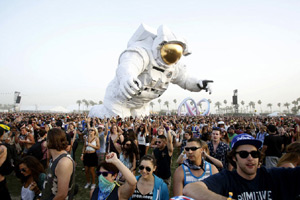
xmin=197 ymin=80 xmax=213 ymax=94
xmin=119 ymin=76 xmax=142 ymax=99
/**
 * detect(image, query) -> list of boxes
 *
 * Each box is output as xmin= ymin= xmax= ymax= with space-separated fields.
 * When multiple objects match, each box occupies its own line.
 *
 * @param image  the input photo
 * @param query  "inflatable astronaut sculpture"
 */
xmin=89 ymin=24 xmax=213 ymax=118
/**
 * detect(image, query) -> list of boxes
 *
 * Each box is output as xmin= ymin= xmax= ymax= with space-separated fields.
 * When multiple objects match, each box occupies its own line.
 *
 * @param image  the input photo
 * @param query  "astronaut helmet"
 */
xmin=152 ymin=25 xmax=191 ymax=67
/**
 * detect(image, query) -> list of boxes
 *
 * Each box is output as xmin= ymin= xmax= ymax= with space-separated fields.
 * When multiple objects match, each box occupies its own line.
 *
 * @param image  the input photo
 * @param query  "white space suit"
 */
xmin=89 ymin=24 xmax=212 ymax=118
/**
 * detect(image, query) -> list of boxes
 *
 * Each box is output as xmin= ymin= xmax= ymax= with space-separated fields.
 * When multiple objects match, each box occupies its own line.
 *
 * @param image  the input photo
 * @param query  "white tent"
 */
xmin=49 ymin=106 xmax=70 ymax=113
xmin=267 ymin=112 xmax=286 ymax=117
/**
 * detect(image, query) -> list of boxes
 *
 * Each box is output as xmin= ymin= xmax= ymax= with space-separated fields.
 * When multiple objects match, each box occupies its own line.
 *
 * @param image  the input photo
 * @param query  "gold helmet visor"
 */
xmin=160 ymin=43 xmax=183 ymax=65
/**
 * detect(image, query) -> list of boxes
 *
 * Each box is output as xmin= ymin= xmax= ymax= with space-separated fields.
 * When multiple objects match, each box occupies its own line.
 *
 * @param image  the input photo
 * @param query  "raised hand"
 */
xmin=105 ymin=152 xmax=119 ymax=164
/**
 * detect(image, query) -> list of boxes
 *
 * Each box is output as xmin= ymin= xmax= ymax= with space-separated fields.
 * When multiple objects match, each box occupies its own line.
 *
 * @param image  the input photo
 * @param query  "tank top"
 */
xmin=137 ymin=132 xmax=146 ymax=145
xmin=131 ymin=187 xmax=153 ymax=200
xmin=21 ymin=182 xmax=35 ymax=200
xmin=0 ymin=144 xmax=13 ymax=176
xmin=119 ymin=152 xmax=132 ymax=170
xmin=86 ymin=138 xmax=97 ymax=152
xmin=182 ymin=161 xmax=212 ymax=186
xmin=41 ymin=153 xmax=75 ymax=200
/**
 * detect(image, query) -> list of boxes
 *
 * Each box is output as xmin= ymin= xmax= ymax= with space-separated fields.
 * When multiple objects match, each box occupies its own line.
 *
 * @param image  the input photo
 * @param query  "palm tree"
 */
xmin=89 ymin=100 xmax=96 ymax=106
xmin=164 ymin=101 xmax=169 ymax=111
xmin=292 ymin=100 xmax=298 ymax=107
xmin=82 ymin=99 xmax=89 ymax=110
xmin=215 ymin=101 xmax=221 ymax=113
xmin=284 ymin=102 xmax=290 ymax=113
xmin=158 ymin=99 xmax=162 ymax=111
xmin=291 ymin=106 xmax=299 ymax=115
xmin=150 ymin=102 xmax=155 ymax=112
xmin=258 ymin=100 xmax=262 ymax=113
xmin=241 ymin=100 xmax=245 ymax=113
xmin=76 ymin=100 xmax=82 ymax=112
xmin=223 ymin=100 xmax=227 ymax=113
xmin=173 ymin=99 xmax=177 ymax=110
xmin=297 ymin=97 xmax=300 ymax=103
xmin=99 ymin=100 xmax=103 ymax=105
xmin=277 ymin=103 xmax=281 ymax=112
xmin=267 ymin=103 xmax=272 ymax=113
xmin=249 ymin=101 xmax=255 ymax=113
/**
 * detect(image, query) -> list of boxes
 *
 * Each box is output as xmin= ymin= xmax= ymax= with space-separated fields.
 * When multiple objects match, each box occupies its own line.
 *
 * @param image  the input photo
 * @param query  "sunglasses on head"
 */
xmin=185 ymin=147 xmax=201 ymax=151
xmin=139 ymin=165 xmax=151 ymax=172
xmin=236 ymin=151 xmax=260 ymax=159
xmin=20 ymin=168 xmax=27 ymax=173
xmin=96 ymin=171 xmax=114 ymax=177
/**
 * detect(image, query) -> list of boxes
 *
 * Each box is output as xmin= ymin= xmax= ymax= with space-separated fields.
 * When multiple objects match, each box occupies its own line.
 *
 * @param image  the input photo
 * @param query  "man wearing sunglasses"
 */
xmin=183 ymin=133 xmax=300 ymax=200
xmin=153 ymin=129 xmax=173 ymax=188
xmin=173 ymin=138 xmax=218 ymax=196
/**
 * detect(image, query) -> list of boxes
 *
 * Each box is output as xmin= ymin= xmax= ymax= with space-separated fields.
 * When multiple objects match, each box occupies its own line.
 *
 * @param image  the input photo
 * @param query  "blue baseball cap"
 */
xmin=231 ymin=133 xmax=262 ymax=149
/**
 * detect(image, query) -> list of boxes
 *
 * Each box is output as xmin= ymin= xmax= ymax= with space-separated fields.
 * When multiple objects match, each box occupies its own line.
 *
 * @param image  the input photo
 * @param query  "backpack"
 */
xmin=27 ymin=139 xmax=46 ymax=161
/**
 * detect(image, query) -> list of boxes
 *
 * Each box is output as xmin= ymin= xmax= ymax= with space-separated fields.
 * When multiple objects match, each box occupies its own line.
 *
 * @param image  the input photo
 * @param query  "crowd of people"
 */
xmin=0 ymin=112 xmax=300 ymax=200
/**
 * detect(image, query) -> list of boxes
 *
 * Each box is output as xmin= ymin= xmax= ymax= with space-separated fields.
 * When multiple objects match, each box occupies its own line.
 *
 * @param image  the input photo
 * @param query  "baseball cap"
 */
xmin=218 ymin=121 xmax=225 ymax=125
xmin=231 ymin=133 xmax=262 ymax=149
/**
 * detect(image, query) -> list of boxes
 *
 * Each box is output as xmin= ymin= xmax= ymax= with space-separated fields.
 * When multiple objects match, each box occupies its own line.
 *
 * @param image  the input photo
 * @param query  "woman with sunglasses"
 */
xmin=129 ymin=155 xmax=169 ymax=200
xmin=136 ymin=123 xmax=149 ymax=159
xmin=90 ymin=152 xmax=137 ymax=200
xmin=116 ymin=138 xmax=138 ymax=182
xmin=17 ymin=156 xmax=46 ymax=200
xmin=107 ymin=123 xmax=124 ymax=157
xmin=81 ymin=127 xmax=100 ymax=190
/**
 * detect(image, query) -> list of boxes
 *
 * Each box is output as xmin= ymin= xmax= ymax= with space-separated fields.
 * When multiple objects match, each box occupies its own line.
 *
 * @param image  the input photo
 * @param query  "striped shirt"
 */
xmin=182 ymin=161 xmax=213 ymax=186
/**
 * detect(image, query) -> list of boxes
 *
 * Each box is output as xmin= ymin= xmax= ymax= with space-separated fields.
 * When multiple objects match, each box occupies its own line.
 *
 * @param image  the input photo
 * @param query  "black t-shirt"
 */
xmin=153 ymin=146 xmax=171 ymax=179
xmin=263 ymin=134 xmax=284 ymax=157
xmin=202 ymin=167 xmax=300 ymax=200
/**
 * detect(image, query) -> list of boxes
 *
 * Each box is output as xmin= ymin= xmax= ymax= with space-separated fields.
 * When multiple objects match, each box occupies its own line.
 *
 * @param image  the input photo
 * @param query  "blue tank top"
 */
xmin=182 ymin=161 xmax=212 ymax=186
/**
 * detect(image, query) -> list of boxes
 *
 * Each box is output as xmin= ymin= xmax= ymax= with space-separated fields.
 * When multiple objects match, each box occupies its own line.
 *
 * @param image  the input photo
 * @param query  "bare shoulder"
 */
xmin=210 ymin=164 xmax=219 ymax=174
xmin=56 ymin=156 xmax=73 ymax=174
xmin=0 ymin=145 xmax=7 ymax=156
xmin=174 ymin=165 xmax=184 ymax=178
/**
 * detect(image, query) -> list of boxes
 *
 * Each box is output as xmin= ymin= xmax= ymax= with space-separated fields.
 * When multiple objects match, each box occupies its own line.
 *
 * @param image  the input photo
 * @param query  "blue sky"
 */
xmin=0 ymin=0 xmax=299 ymax=112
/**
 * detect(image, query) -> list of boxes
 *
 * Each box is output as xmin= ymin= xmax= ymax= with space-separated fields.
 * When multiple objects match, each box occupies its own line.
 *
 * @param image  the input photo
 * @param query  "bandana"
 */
xmin=97 ymin=175 xmax=116 ymax=200
xmin=183 ymin=159 xmax=205 ymax=171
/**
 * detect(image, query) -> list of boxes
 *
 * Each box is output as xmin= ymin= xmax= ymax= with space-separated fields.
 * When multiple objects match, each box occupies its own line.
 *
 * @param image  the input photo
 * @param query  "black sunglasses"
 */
xmin=139 ymin=165 xmax=151 ymax=172
xmin=236 ymin=151 xmax=260 ymax=159
xmin=89 ymin=129 xmax=94 ymax=132
xmin=96 ymin=171 xmax=114 ymax=177
xmin=185 ymin=147 xmax=201 ymax=152
xmin=20 ymin=168 xmax=26 ymax=173
xmin=156 ymin=141 xmax=161 ymax=144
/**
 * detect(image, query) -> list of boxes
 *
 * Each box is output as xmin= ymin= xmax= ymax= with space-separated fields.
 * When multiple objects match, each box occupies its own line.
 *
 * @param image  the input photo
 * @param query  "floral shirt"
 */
xmin=207 ymin=141 xmax=230 ymax=171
